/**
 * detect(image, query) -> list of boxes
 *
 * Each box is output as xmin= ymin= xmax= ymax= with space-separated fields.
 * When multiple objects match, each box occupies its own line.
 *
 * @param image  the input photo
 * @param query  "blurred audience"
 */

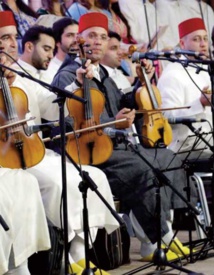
xmin=66 ymin=0 xmax=103 ymax=21
xmin=37 ymin=0 xmax=66 ymax=16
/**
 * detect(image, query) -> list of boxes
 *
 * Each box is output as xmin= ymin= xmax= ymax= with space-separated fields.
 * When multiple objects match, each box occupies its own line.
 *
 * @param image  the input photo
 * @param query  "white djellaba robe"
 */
xmin=0 ymin=168 xmax=50 ymax=275
xmin=11 ymin=60 xmax=119 ymax=243
xmin=157 ymin=57 xmax=212 ymax=155
xmin=41 ymin=56 xmax=63 ymax=84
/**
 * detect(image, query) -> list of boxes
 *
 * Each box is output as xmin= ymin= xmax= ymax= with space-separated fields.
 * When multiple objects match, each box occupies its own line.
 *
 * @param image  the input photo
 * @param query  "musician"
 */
xmin=0 ymin=11 xmax=119 ymax=274
xmin=52 ymin=12 xmax=195 ymax=261
xmin=43 ymin=16 xmax=79 ymax=83
xmin=101 ymin=31 xmax=135 ymax=93
xmin=158 ymin=18 xmax=213 ymax=159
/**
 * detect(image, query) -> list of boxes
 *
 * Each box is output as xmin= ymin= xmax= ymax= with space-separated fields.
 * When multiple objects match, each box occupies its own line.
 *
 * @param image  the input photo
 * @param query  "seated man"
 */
xmin=52 ymin=12 xmax=197 ymax=261
xmin=158 ymin=18 xmax=213 ymax=160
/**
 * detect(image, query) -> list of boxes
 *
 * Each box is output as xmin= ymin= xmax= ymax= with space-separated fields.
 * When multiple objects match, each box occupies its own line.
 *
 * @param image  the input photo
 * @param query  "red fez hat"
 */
xmin=0 ymin=11 xmax=16 ymax=28
xmin=78 ymin=12 xmax=108 ymax=33
xmin=179 ymin=18 xmax=206 ymax=39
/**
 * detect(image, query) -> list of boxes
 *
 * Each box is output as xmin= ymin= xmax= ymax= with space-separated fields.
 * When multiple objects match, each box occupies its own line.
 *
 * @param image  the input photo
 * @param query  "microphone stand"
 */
xmin=121 ymin=138 xmax=200 ymax=275
xmin=64 ymin=152 xmax=124 ymax=275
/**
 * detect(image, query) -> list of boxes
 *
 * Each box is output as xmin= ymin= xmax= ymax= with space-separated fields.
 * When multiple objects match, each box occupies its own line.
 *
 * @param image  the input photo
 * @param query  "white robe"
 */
xmin=101 ymin=65 xmax=132 ymax=93
xmin=42 ymin=56 xmax=63 ymax=84
xmin=0 ymin=168 xmax=50 ymax=275
xmin=11 ymin=60 xmax=119 ymax=242
xmin=157 ymin=59 xmax=212 ymax=155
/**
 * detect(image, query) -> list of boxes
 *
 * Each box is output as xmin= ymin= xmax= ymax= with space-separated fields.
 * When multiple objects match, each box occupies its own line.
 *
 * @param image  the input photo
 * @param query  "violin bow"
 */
xmin=42 ymin=118 xmax=128 ymax=143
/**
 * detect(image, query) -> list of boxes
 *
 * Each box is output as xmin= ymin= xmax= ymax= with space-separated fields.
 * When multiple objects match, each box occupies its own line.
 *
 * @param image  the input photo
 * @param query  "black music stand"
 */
xmin=170 ymin=131 xmax=211 ymax=259
xmin=178 ymin=123 xmax=214 ymax=261
xmin=118 ymin=138 xmax=200 ymax=275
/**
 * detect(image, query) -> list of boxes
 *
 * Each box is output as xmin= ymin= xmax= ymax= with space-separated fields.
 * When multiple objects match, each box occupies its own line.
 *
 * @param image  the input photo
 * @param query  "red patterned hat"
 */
xmin=179 ymin=18 xmax=206 ymax=39
xmin=0 ymin=11 xmax=16 ymax=28
xmin=78 ymin=12 xmax=108 ymax=33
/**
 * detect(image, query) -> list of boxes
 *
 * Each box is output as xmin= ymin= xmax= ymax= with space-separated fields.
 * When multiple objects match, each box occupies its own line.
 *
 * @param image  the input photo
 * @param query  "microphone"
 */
xmin=26 ymin=121 xmax=59 ymax=135
xmin=103 ymin=127 xmax=138 ymax=138
xmin=131 ymin=50 xmax=173 ymax=62
xmin=131 ymin=48 xmax=205 ymax=62
xmin=168 ymin=117 xmax=207 ymax=124
xmin=174 ymin=47 xmax=205 ymax=58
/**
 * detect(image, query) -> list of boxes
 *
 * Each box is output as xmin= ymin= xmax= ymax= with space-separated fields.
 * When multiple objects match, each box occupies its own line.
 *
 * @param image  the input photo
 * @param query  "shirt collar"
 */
xmin=18 ymin=58 xmax=40 ymax=77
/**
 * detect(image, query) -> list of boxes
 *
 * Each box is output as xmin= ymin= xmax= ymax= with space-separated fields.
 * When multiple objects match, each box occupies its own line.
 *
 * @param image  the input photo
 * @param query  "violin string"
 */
xmin=0 ymin=72 xmax=22 ymax=142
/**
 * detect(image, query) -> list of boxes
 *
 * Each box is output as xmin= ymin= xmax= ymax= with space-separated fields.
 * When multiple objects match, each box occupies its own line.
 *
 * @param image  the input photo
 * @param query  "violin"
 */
xmin=65 ymin=38 xmax=113 ymax=165
xmin=135 ymin=63 xmax=173 ymax=148
xmin=0 ymin=68 xmax=45 ymax=169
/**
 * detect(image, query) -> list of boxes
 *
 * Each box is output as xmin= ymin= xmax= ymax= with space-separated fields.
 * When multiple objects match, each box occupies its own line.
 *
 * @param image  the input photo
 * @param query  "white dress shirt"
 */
xmin=102 ymin=65 xmax=132 ymax=93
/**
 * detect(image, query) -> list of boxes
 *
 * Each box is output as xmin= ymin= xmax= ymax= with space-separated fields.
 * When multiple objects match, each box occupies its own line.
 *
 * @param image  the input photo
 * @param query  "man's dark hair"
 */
xmin=108 ymin=31 xmax=121 ymax=42
xmin=53 ymin=17 xmax=78 ymax=44
xmin=22 ymin=25 xmax=54 ymax=52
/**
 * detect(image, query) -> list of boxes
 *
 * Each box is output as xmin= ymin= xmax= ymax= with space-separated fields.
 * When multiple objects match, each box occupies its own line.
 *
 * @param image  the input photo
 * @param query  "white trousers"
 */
xmin=0 ymin=168 xmax=50 ymax=275
xmin=28 ymin=149 xmax=119 ymax=242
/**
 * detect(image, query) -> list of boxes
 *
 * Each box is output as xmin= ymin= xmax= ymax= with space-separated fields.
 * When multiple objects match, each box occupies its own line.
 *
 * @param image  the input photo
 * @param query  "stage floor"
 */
xmin=110 ymin=230 xmax=214 ymax=275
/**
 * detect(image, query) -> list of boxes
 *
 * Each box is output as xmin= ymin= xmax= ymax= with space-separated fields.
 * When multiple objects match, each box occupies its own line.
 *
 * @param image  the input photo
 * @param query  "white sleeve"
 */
xmin=158 ymin=70 xmax=204 ymax=118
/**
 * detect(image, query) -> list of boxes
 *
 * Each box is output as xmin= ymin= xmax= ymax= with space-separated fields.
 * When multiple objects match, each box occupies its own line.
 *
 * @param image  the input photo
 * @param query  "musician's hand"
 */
xmin=139 ymin=59 xmax=155 ymax=81
xmin=115 ymin=108 xmax=135 ymax=128
xmin=76 ymin=59 xmax=94 ymax=84
xmin=0 ymin=55 xmax=16 ymax=86
xmin=200 ymin=86 xmax=211 ymax=107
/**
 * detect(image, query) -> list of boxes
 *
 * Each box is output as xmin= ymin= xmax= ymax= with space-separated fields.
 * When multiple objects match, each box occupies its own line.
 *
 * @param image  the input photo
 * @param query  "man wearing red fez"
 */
xmin=0 ymin=10 xmax=18 ymax=61
xmin=52 ymin=12 xmax=194 ymax=263
xmin=158 ymin=17 xmax=212 ymax=159
xmin=0 ymin=11 xmax=52 ymax=275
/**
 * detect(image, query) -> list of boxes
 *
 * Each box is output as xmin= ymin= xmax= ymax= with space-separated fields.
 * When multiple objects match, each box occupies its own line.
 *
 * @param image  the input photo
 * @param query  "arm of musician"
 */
xmin=0 ymin=56 xmax=16 ymax=86
xmin=64 ymin=59 xmax=94 ymax=92
xmin=76 ymin=59 xmax=94 ymax=84
xmin=200 ymin=86 xmax=212 ymax=107
xmin=157 ymin=69 xmax=205 ymax=118
xmin=137 ymin=60 xmax=155 ymax=82
xmin=115 ymin=108 xmax=135 ymax=129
